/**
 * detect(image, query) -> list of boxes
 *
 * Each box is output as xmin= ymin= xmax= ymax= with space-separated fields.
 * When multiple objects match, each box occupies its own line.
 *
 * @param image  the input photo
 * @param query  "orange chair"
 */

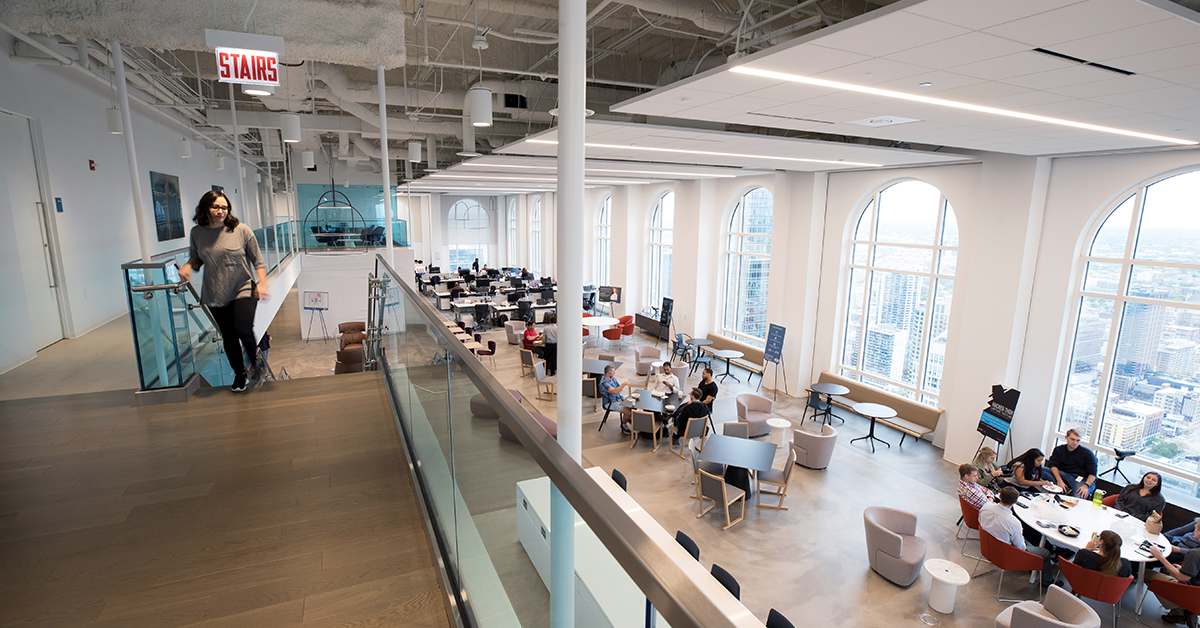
xmin=620 ymin=321 xmax=635 ymax=339
xmin=1148 ymin=577 xmax=1200 ymax=618
xmin=1102 ymin=493 xmax=1118 ymax=508
xmin=976 ymin=529 xmax=1045 ymax=602
xmin=602 ymin=327 xmax=623 ymax=344
xmin=1057 ymin=557 xmax=1133 ymax=626
xmin=958 ymin=497 xmax=988 ymax=564
xmin=618 ymin=315 xmax=634 ymax=326
xmin=583 ymin=312 xmax=593 ymax=318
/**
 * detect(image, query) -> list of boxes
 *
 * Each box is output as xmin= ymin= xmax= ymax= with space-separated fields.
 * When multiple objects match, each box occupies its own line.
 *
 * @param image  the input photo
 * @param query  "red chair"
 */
xmin=477 ymin=340 xmax=497 ymax=367
xmin=958 ymin=497 xmax=988 ymax=563
xmin=977 ymin=529 xmax=1045 ymax=602
xmin=582 ymin=327 xmax=590 ymax=337
xmin=1149 ymin=577 xmax=1200 ymax=618
xmin=1102 ymin=494 xmax=1118 ymax=508
xmin=602 ymin=327 xmax=623 ymax=344
xmin=1057 ymin=557 xmax=1133 ymax=626
xmin=583 ymin=312 xmax=593 ymax=318
xmin=620 ymin=322 xmax=635 ymax=339
xmin=618 ymin=315 xmax=634 ymax=326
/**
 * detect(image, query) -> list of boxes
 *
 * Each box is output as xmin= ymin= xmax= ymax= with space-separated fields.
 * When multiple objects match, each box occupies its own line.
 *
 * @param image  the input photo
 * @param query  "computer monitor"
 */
xmin=541 ymin=289 xmax=555 ymax=302
xmin=476 ymin=279 xmax=491 ymax=290
xmin=507 ymin=292 xmax=522 ymax=304
xmin=599 ymin=286 xmax=622 ymax=303
xmin=512 ymin=277 xmax=523 ymax=289
xmin=429 ymin=266 xmax=440 ymax=274
xmin=458 ymin=268 xmax=470 ymax=277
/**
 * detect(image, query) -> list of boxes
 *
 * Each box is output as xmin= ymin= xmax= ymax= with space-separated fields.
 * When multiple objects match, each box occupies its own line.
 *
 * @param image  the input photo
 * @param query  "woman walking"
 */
xmin=178 ymin=191 xmax=267 ymax=392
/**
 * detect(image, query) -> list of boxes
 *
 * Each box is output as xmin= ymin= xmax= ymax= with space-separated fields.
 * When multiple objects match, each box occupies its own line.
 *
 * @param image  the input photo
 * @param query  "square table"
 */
xmin=582 ymin=359 xmax=622 ymax=376
xmin=696 ymin=434 xmax=778 ymax=495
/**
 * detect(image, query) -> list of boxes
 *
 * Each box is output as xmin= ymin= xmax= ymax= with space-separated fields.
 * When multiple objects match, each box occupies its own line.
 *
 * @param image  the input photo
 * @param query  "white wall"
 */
xmin=0 ymin=35 xmax=244 ymax=375
xmin=294 ymin=253 xmax=375 ymax=340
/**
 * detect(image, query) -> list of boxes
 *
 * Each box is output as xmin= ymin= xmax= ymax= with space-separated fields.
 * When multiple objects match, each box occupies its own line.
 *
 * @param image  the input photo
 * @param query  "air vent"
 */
xmin=1032 ymin=48 xmax=1136 ymax=76
xmin=749 ymin=112 xmax=835 ymax=125
xmin=847 ymin=116 xmax=921 ymax=128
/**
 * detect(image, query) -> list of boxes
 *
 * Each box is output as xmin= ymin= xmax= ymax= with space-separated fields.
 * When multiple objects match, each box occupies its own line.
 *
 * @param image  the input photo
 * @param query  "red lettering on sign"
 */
xmin=266 ymin=57 xmax=277 ymax=82
xmin=255 ymin=55 xmax=266 ymax=81
xmin=238 ymin=54 xmax=251 ymax=80
xmin=218 ymin=52 xmax=230 ymax=79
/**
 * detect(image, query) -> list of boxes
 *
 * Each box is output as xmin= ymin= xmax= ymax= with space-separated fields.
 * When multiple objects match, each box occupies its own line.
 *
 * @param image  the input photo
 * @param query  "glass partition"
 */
xmin=372 ymin=255 xmax=752 ymax=628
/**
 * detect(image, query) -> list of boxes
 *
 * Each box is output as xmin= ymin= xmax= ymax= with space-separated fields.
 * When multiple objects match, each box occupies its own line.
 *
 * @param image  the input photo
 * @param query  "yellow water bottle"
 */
xmin=1092 ymin=488 xmax=1105 ymax=507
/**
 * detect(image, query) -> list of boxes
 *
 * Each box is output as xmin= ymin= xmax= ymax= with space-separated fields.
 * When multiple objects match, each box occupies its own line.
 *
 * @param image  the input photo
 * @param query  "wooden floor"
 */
xmin=0 ymin=373 xmax=452 ymax=628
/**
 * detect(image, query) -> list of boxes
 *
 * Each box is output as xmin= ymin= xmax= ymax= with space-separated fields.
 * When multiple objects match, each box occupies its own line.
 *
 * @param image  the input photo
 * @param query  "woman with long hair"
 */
xmin=973 ymin=446 xmax=1004 ymax=488
xmin=1074 ymin=530 xmax=1132 ymax=577
xmin=1009 ymin=448 xmax=1054 ymax=489
xmin=179 ymin=190 xmax=267 ymax=393
xmin=1116 ymin=471 xmax=1166 ymax=521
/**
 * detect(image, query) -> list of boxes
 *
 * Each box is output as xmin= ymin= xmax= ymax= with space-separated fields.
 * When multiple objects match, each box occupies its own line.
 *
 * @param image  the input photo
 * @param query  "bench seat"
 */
xmin=702 ymin=334 xmax=766 ymax=383
xmin=816 ymin=371 xmax=943 ymax=445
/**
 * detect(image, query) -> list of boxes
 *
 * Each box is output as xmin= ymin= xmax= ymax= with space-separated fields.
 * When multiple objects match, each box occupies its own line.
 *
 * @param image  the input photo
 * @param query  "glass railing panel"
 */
xmin=123 ymin=265 xmax=183 ymax=389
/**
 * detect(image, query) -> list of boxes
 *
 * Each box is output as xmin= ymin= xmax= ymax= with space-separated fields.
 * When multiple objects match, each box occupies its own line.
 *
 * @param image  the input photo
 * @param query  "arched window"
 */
xmin=1058 ymin=169 xmax=1200 ymax=489
xmin=596 ymin=195 xmax=612 ymax=287
xmin=507 ymin=198 xmax=517 ymax=266
xmin=448 ymin=199 xmax=489 ymax=270
xmin=648 ymin=192 xmax=674 ymax=309
xmin=721 ymin=187 xmax=773 ymax=346
xmin=530 ymin=197 xmax=542 ymax=273
xmin=840 ymin=180 xmax=957 ymax=406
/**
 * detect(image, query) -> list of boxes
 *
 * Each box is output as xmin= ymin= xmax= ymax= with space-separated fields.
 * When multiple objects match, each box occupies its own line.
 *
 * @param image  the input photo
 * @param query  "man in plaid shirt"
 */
xmin=958 ymin=463 xmax=996 ymax=509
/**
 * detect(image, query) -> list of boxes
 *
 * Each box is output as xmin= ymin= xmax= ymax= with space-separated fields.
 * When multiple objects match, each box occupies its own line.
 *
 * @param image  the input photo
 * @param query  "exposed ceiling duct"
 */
xmin=0 ymin=0 xmax=407 ymax=68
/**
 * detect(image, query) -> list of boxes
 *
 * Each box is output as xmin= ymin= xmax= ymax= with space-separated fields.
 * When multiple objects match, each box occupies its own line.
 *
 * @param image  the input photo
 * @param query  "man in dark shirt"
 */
xmin=698 ymin=368 xmax=718 ymax=412
xmin=1048 ymin=428 xmax=1098 ymax=498
xmin=671 ymin=388 xmax=710 ymax=443
xmin=1147 ymin=543 xmax=1200 ymax=626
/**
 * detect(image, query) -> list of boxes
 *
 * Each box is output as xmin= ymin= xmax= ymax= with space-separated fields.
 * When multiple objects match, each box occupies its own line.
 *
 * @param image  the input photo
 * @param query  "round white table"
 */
xmin=850 ymin=402 xmax=896 ymax=453
xmin=582 ymin=316 xmax=620 ymax=346
xmin=1013 ymin=493 xmax=1169 ymax=614
xmin=767 ymin=418 xmax=790 ymax=445
xmin=924 ymin=558 xmax=970 ymax=615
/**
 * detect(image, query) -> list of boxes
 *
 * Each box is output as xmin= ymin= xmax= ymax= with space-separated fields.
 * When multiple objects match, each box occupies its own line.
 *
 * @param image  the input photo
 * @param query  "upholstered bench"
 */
xmin=815 ymin=371 xmax=943 ymax=445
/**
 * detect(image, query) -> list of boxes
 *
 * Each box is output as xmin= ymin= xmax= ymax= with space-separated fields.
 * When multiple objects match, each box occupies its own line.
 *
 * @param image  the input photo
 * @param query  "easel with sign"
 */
xmin=763 ymin=323 xmax=787 ymax=398
xmin=974 ymin=385 xmax=1020 ymax=464
xmin=655 ymin=297 xmax=674 ymax=349
xmin=303 ymin=291 xmax=330 ymax=343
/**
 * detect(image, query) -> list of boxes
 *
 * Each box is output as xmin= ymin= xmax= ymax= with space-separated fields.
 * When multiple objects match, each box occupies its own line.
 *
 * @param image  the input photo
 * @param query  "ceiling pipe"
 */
xmin=424 ymin=60 xmax=657 ymax=90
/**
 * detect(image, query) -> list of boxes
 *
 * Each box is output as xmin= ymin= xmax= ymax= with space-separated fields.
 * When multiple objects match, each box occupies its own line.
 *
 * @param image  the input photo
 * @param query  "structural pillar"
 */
xmin=111 ymin=41 xmax=150 ymax=263
xmin=228 ymin=87 xmax=247 ymax=220
xmin=551 ymin=0 xmax=585 ymax=623
xmin=378 ymin=65 xmax=395 ymax=264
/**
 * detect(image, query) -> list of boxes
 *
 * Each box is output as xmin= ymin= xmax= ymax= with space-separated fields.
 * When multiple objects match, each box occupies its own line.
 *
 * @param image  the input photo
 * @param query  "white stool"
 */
xmin=923 ymin=558 xmax=970 ymax=621
xmin=767 ymin=418 xmax=790 ymax=446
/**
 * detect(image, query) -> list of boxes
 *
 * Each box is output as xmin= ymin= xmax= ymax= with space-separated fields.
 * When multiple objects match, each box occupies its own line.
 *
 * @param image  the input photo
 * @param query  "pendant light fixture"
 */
xmin=468 ymin=86 xmax=492 ymax=127
xmin=408 ymin=140 xmax=422 ymax=163
xmin=215 ymin=154 xmax=225 ymax=170
xmin=243 ymin=84 xmax=274 ymax=97
xmin=280 ymin=112 xmax=301 ymax=143
xmin=106 ymin=107 xmax=123 ymax=134
xmin=178 ymin=138 xmax=191 ymax=158
xmin=301 ymin=149 xmax=315 ymax=169
xmin=255 ymin=172 xmax=262 ymax=183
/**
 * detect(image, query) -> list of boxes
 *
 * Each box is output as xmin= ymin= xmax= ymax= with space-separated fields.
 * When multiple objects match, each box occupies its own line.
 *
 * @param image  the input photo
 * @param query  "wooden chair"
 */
xmin=1057 ymin=557 xmax=1133 ymax=626
xmin=599 ymin=353 xmax=617 ymax=363
xmin=689 ymin=439 xmax=722 ymax=498
xmin=630 ymin=409 xmax=661 ymax=451
xmin=976 ymin=529 xmax=1045 ymax=602
xmin=756 ymin=446 xmax=796 ymax=509
xmin=670 ymin=414 xmax=708 ymax=459
xmin=534 ymin=362 xmax=557 ymax=401
xmin=697 ymin=468 xmax=745 ymax=530
xmin=520 ymin=348 xmax=536 ymax=376
xmin=581 ymin=376 xmax=598 ymax=411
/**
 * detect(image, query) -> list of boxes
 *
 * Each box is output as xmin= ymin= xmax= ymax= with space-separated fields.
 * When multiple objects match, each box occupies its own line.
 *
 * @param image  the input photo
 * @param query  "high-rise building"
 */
xmin=1114 ymin=293 xmax=1166 ymax=381
xmin=864 ymin=326 xmax=907 ymax=381
xmin=1108 ymin=400 xmax=1167 ymax=448
xmin=1157 ymin=339 xmax=1197 ymax=376
xmin=1072 ymin=316 xmax=1108 ymax=374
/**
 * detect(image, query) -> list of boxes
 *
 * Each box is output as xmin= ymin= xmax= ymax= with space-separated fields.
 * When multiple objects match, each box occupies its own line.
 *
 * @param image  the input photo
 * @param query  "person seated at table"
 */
xmin=1009 ymin=448 xmax=1055 ymax=490
xmin=657 ymin=362 xmax=680 ymax=396
xmin=1073 ymin=530 xmax=1132 ymax=578
xmin=1146 ymin=542 xmax=1200 ymax=627
xmin=974 ymin=446 xmax=1005 ymax=489
xmin=522 ymin=321 xmax=541 ymax=356
xmin=980 ymin=487 xmax=1058 ymax=587
xmin=670 ymin=388 xmax=710 ymax=444
xmin=958 ymin=464 xmax=996 ymax=510
xmin=599 ymin=365 xmax=634 ymax=434
xmin=521 ymin=267 xmax=534 ymax=281
xmin=698 ymin=368 xmax=718 ymax=412
xmin=1114 ymin=471 xmax=1167 ymax=521
xmin=1048 ymin=428 xmax=1098 ymax=498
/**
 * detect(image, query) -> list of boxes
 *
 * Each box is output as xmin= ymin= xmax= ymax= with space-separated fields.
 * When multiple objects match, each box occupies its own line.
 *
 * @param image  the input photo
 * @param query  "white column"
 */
xmin=552 ymin=0 xmax=585 ymax=623
xmin=379 ymin=66 xmax=395 ymax=265
xmin=110 ymin=41 xmax=150 ymax=263
xmin=228 ymin=88 xmax=247 ymax=220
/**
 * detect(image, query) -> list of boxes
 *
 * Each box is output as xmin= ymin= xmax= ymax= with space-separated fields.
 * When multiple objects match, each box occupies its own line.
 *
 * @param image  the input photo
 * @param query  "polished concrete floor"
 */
xmin=433 ymin=299 xmax=1180 ymax=628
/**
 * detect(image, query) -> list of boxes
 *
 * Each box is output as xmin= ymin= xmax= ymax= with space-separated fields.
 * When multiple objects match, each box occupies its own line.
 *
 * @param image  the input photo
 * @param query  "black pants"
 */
xmin=210 ymin=297 xmax=258 ymax=376
xmin=543 ymin=342 xmax=557 ymax=376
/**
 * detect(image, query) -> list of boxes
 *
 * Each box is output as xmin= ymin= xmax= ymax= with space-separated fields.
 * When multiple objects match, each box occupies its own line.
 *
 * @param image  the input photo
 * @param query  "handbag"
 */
xmin=1146 ymin=511 xmax=1164 ymax=535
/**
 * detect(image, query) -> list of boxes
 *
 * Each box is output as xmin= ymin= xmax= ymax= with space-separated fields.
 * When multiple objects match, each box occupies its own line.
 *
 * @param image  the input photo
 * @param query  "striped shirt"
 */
xmin=958 ymin=480 xmax=994 ymax=510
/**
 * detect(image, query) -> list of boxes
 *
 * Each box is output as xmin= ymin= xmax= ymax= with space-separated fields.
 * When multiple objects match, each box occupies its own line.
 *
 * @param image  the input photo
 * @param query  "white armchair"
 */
xmin=735 ymin=393 xmax=773 ymax=437
xmin=994 ymin=585 xmax=1100 ymax=628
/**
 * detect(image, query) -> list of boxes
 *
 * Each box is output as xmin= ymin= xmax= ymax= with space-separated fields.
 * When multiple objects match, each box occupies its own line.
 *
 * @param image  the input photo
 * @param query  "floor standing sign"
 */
xmin=303 ymin=291 xmax=330 ymax=343
xmin=763 ymin=324 xmax=787 ymax=398
xmin=976 ymin=384 xmax=1020 ymax=460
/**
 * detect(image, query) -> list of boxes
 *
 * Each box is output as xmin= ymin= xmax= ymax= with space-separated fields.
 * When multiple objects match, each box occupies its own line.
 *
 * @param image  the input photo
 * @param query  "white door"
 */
xmin=0 ymin=111 xmax=62 ymax=350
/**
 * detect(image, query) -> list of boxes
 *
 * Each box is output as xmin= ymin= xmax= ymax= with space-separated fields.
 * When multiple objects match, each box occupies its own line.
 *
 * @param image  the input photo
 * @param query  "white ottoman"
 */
xmin=767 ymin=418 xmax=790 ymax=446
xmin=924 ymin=558 xmax=970 ymax=615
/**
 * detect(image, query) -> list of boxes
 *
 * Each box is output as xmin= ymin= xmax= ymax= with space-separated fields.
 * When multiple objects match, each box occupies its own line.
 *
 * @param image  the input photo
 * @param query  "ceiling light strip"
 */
xmin=526 ymin=139 xmax=883 ymax=167
xmin=730 ymin=66 xmax=1197 ymax=146
xmin=458 ymin=163 xmax=740 ymax=178
xmin=430 ymin=173 xmax=648 ymax=185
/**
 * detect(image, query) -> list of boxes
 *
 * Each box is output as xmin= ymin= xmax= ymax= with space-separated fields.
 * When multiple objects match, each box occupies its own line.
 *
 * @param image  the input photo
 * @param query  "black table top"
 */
xmin=697 ymin=434 xmax=777 ymax=472
xmin=627 ymin=388 xmax=680 ymax=414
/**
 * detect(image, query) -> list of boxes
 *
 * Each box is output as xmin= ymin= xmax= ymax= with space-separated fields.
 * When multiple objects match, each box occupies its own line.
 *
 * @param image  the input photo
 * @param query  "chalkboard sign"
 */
xmin=763 ymin=324 xmax=785 ymax=364
xmin=660 ymin=297 xmax=674 ymax=328
xmin=977 ymin=385 xmax=1020 ymax=444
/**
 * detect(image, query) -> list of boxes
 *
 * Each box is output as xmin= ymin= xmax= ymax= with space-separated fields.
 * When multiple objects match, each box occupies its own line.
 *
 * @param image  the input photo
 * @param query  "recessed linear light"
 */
xmin=525 ymin=139 xmax=882 ymax=168
xmin=458 ymin=163 xmax=740 ymax=178
xmin=729 ymin=66 xmax=1198 ymax=147
xmin=430 ymin=173 xmax=649 ymax=185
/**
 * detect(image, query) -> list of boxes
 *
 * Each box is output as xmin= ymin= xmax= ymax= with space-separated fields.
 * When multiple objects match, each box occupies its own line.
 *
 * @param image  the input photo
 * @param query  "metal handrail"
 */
xmin=129 ymin=280 xmax=188 ymax=293
xmin=374 ymin=254 xmax=744 ymax=628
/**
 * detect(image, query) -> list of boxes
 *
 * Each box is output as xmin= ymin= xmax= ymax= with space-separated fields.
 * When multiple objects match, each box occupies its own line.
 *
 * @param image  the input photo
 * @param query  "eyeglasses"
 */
xmin=211 ymin=205 xmax=230 ymax=210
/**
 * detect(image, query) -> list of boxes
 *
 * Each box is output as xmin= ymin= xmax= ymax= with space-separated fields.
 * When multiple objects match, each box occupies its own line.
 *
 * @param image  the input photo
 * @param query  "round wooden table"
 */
xmin=850 ymin=402 xmax=896 ymax=453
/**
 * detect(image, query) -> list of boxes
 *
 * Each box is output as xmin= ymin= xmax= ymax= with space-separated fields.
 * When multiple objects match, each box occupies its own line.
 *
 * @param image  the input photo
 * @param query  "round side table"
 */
xmin=923 ymin=558 xmax=970 ymax=623
xmin=766 ymin=418 xmax=790 ymax=446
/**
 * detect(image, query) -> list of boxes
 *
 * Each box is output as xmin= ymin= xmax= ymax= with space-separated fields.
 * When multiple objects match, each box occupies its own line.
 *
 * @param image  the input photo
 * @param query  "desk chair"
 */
xmin=711 ymin=564 xmax=741 ymax=598
xmin=675 ymin=531 xmax=700 ymax=561
xmin=766 ymin=610 xmax=795 ymax=628
xmin=611 ymin=468 xmax=628 ymax=492
xmin=802 ymin=390 xmax=833 ymax=423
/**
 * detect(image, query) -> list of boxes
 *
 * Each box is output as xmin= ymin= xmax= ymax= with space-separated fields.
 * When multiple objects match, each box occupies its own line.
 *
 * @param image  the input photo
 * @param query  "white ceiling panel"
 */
xmin=906 ymin=0 xmax=1084 ymax=30
xmin=493 ymin=121 xmax=973 ymax=172
xmin=610 ymin=0 xmax=1200 ymax=156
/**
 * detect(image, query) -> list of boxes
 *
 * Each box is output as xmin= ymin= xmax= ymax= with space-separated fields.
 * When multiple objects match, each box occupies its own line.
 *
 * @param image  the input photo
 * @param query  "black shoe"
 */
xmin=231 ymin=373 xmax=248 ymax=393
xmin=621 ymin=425 xmax=631 ymax=435
xmin=1163 ymin=610 xmax=1186 ymax=625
